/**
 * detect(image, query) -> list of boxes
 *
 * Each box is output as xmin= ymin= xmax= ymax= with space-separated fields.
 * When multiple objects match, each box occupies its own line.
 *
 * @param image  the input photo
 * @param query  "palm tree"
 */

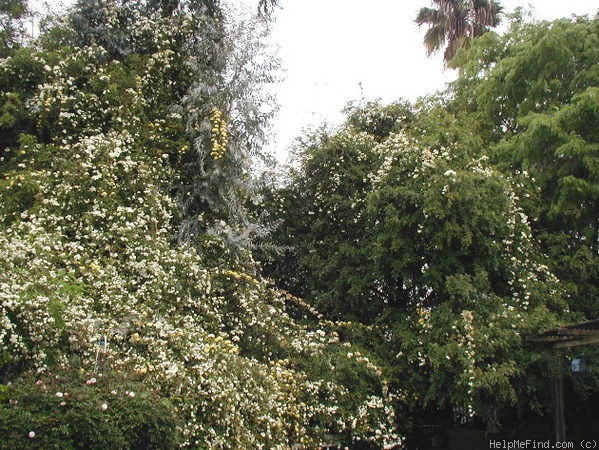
xmin=415 ymin=0 xmax=502 ymax=63
xmin=258 ymin=0 xmax=279 ymax=16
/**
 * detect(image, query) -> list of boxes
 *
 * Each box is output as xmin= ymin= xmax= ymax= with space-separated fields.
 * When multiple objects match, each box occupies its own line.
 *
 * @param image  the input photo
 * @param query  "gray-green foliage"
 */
xmin=41 ymin=0 xmax=280 ymax=250
xmin=177 ymin=5 xmax=279 ymax=247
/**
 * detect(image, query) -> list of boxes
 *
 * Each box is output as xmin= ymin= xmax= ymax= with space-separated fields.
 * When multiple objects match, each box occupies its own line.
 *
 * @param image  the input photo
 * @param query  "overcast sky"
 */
xmin=260 ymin=0 xmax=599 ymax=162
xmin=35 ymin=0 xmax=599 ymax=162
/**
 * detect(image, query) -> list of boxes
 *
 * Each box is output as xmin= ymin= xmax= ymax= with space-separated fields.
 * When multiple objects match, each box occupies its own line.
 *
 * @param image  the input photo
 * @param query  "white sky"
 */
xmin=259 ymin=0 xmax=599 ymax=162
xmin=34 ymin=0 xmax=599 ymax=163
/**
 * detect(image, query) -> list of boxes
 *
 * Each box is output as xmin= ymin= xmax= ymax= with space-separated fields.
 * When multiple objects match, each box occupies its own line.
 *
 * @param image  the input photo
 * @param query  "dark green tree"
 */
xmin=365 ymin=112 xmax=567 ymax=427
xmin=449 ymin=15 xmax=599 ymax=317
xmin=254 ymin=9 xmax=598 ymax=435
xmin=259 ymin=101 xmax=414 ymax=322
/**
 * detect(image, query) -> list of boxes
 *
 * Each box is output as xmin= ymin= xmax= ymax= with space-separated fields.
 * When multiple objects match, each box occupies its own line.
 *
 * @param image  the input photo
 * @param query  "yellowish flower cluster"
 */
xmin=210 ymin=108 xmax=228 ymax=160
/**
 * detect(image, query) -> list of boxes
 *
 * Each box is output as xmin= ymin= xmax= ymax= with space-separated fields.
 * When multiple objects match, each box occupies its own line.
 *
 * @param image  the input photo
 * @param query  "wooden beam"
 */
xmin=526 ymin=335 xmax=575 ymax=343
xmin=563 ymin=329 xmax=599 ymax=335
xmin=553 ymin=334 xmax=599 ymax=349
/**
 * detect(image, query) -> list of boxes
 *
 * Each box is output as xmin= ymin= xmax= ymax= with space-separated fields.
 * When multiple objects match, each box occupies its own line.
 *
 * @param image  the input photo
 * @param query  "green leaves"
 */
xmin=0 ymin=368 xmax=182 ymax=449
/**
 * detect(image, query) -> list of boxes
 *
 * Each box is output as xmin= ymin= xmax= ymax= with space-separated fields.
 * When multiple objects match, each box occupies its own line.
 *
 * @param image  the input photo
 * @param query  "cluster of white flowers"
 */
xmin=456 ymin=310 xmax=477 ymax=418
xmin=1 ymin=127 xmax=400 ymax=446
xmin=368 ymin=132 xmax=415 ymax=187
xmin=0 ymin=22 xmax=400 ymax=446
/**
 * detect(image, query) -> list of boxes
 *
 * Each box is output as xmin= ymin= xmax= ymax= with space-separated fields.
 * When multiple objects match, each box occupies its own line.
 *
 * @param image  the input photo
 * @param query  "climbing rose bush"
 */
xmin=0 ymin=11 xmax=401 ymax=445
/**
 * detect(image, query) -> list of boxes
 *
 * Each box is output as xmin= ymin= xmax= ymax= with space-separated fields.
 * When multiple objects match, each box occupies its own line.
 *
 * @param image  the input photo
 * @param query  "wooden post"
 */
xmin=553 ymin=350 xmax=566 ymax=442
xmin=525 ymin=320 xmax=599 ymax=443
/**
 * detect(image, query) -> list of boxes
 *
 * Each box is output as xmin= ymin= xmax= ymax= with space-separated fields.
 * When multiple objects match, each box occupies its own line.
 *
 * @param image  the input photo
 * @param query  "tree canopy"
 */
xmin=449 ymin=14 xmax=599 ymax=318
xmin=260 ymin=12 xmax=598 ymax=434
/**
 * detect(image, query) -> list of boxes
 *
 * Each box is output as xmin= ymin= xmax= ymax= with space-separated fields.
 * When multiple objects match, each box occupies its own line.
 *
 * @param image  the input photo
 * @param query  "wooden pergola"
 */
xmin=526 ymin=319 xmax=599 ymax=442
xmin=527 ymin=319 xmax=599 ymax=349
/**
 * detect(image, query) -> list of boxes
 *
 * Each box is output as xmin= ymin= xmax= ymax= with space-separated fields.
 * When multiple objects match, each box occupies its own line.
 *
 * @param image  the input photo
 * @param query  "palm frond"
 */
xmin=415 ymin=7 xmax=442 ymax=25
xmin=416 ymin=0 xmax=502 ymax=62
xmin=424 ymin=25 xmax=447 ymax=55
